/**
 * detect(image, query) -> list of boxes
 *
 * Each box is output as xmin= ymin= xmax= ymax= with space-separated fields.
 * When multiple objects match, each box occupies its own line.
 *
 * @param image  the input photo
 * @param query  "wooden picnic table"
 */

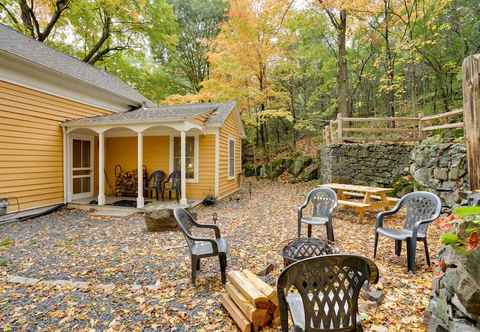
xmin=323 ymin=183 xmax=395 ymax=223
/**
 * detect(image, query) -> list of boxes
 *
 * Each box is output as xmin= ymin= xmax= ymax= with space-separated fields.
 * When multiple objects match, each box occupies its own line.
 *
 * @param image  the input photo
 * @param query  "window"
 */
xmin=228 ymin=138 xmax=235 ymax=179
xmin=173 ymin=136 xmax=195 ymax=179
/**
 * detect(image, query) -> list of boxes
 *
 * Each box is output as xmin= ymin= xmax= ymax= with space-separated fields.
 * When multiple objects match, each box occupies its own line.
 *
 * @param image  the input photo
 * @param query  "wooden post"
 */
xmin=463 ymin=54 xmax=480 ymax=190
xmin=180 ymin=130 xmax=187 ymax=205
xmin=330 ymin=120 xmax=335 ymax=143
xmin=136 ymin=131 xmax=144 ymax=208
xmin=337 ymin=113 xmax=343 ymax=143
xmin=98 ymin=131 xmax=105 ymax=205
xmin=417 ymin=113 xmax=424 ymax=141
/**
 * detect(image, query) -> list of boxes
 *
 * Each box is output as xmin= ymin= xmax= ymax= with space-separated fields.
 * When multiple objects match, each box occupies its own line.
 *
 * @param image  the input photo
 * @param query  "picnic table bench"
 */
xmin=323 ymin=183 xmax=398 ymax=223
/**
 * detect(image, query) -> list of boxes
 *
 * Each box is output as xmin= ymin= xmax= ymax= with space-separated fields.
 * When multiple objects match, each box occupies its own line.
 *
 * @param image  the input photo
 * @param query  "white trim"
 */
xmin=180 ymin=131 xmax=187 ymax=205
xmin=98 ymin=131 xmax=106 ymax=206
xmin=228 ymin=137 xmax=236 ymax=180
xmin=70 ymin=134 xmax=95 ymax=200
xmin=62 ymin=127 xmax=67 ymax=204
xmin=136 ymin=131 xmax=144 ymax=208
xmin=170 ymin=134 xmax=199 ymax=183
xmin=0 ymin=54 xmax=134 ymax=113
xmin=214 ymin=129 xmax=220 ymax=197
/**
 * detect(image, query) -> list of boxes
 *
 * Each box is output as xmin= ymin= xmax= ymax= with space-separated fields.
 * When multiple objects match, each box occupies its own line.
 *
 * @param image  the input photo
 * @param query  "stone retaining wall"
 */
xmin=319 ymin=144 xmax=414 ymax=187
xmin=411 ymin=143 xmax=468 ymax=207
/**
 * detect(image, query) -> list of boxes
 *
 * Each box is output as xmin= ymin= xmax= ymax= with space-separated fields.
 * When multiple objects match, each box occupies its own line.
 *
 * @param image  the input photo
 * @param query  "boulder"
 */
xmin=289 ymin=156 xmax=312 ymax=177
xmin=301 ymin=163 xmax=319 ymax=182
xmin=427 ymin=246 xmax=480 ymax=331
xmin=244 ymin=164 xmax=256 ymax=177
xmin=266 ymin=159 xmax=287 ymax=179
xmin=144 ymin=207 xmax=184 ymax=232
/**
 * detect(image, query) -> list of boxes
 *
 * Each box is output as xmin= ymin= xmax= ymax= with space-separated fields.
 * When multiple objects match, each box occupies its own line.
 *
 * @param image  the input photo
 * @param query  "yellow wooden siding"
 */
xmin=104 ymin=135 xmax=215 ymax=200
xmin=0 ymin=80 xmax=111 ymax=213
xmin=219 ymin=111 xmax=242 ymax=198
xmin=187 ymin=134 xmax=215 ymax=199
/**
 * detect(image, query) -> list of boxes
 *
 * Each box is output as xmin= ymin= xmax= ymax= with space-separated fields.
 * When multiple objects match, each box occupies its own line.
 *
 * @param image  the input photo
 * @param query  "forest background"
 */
xmin=1 ymin=0 xmax=478 ymax=158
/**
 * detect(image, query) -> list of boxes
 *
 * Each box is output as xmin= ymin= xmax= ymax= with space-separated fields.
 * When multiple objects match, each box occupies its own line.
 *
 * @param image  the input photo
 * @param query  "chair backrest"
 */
xmin=307 ymin=187 xmax=338 ymax=219
xmin=173 ymin=208 xmax=196 ymax=249
xmin=148 ymin=170 xmax=166 ymax=188
xmin=167 ymin=171 xmax=181 ymax=189
xmin=277 ymin=255 xmax=379 ymax=332
xmin=399 ymin=192 xmax=442 ymax=234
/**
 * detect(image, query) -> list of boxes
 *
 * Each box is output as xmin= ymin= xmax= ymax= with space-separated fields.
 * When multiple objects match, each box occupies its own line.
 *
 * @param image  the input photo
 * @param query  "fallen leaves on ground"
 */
xmin=0 ymin=179 xmax=442 ymax=331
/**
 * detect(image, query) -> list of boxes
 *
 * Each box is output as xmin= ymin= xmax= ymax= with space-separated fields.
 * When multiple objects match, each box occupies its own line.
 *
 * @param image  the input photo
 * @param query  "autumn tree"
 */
xmin=0 ymin=0 xmax=177 ymax=65
xmin=186 ymin=0 xmax=294 ymax=152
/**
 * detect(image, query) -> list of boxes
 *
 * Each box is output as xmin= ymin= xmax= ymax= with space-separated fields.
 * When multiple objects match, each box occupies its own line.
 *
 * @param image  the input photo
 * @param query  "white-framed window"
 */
xmin=228 ymin=137 xmax=236 ymax=179
xmin=170 ymin=135 xmax=199 ymax=182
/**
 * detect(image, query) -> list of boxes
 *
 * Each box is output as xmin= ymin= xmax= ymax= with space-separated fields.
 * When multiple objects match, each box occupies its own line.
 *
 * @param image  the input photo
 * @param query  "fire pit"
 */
xmin=282 ymin=237 xmax=337 ymax=267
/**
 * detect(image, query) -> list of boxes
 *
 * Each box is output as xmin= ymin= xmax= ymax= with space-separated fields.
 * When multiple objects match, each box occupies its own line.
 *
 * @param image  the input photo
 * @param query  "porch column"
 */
xmin=180 ymin=130 xmax=187 ymax=205
xmin=137 ymin=131 xmax=144 ymax=208
xmin=98 ymin=131 xmax=106 ymax=205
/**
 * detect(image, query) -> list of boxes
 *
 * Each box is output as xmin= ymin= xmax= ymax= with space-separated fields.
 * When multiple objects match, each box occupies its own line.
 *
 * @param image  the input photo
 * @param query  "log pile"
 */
xmin=221 ymin=270 xmax=280 ymax=332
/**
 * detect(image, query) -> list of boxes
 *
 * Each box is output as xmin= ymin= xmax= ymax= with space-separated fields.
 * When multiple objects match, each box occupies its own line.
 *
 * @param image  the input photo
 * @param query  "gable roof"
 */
xmin=62 ymin=101 xmax=246 ymax=137
xmin=0 ymin=23 xmax=151 ymax=107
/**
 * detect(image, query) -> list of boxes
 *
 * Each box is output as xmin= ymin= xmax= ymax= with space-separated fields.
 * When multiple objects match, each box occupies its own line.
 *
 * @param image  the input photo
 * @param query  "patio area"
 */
xmin=0 ymin=179 xmax=442 ymax=331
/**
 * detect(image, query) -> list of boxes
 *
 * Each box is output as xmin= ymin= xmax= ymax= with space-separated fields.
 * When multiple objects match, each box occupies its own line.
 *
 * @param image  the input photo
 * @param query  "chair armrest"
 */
xmin=375 ymin=202 xmax=402 ymax=228
xmin=297 ymin=197 xmax=309 ymax=222
xmin=190 ymin=236 xmax=219 ymax=253
xmin=193 ymin=223 xmax=221 ymax=239
xmin=413 ymin=217 xmax=437 ymax=231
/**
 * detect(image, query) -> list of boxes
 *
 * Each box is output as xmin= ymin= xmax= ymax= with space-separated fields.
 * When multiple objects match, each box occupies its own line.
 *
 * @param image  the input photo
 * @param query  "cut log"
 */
xmin=226 ymin=283 xmax=270 ymax=326
xmin=221 ymin=293 xmax=251 ymax=332
xmin=227 ymin=271 xmax=269 ymax=308
xmin=226 ymin=283 xmax=257 ymax=321
xmin=242 ymin=270 xmax=278 ymax=306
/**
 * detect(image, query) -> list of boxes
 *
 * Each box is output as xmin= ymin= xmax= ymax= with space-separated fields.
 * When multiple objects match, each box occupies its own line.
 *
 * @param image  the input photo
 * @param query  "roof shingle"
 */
xmin=0 ymin=23 xmax=150 ymax=106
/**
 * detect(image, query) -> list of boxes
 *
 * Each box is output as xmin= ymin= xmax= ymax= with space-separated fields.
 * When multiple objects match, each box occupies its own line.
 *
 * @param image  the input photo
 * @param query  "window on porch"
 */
xmin=174 ymin=136 xmax=195 ymax=179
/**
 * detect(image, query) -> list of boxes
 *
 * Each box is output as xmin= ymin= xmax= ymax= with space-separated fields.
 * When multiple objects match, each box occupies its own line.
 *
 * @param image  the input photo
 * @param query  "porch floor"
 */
xmin=69 ymin=196 xmax=202 ymax=212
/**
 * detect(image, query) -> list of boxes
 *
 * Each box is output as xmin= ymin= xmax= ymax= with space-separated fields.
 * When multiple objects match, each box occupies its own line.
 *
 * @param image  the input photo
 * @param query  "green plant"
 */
xmin=439 ymin=206 xmax=480 ymax=254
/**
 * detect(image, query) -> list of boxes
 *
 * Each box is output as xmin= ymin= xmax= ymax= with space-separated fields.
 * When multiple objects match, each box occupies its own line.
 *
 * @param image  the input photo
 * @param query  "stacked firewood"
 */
xmin=221 ymin=270 xmax=280 ymax=332
xmin=115 ymin=170 xmax=138 ymax=197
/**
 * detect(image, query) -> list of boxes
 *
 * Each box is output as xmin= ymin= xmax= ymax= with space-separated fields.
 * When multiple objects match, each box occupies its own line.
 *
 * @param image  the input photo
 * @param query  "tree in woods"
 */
xmin=316 ymin=0 xmax=372 ymax=117
xmin=0 ymin=0 xmax=177 ymax=65
xmin=164 ymin=0 xmax=229 ymax=93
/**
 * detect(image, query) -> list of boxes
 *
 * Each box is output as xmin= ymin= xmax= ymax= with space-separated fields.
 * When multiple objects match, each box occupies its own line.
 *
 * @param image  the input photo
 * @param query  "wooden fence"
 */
xmin=323 ymin=109 xmax=464 ymax=144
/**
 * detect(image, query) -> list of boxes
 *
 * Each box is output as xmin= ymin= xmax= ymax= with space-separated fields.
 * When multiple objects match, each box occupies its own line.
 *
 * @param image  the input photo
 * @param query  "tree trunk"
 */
xmin=337 ymin=10 xmax=351 ymax=117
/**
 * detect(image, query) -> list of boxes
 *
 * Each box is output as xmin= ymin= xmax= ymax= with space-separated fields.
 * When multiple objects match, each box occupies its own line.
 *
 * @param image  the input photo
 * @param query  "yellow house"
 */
xmin=0 ymin=24 xmax=244 ymax=215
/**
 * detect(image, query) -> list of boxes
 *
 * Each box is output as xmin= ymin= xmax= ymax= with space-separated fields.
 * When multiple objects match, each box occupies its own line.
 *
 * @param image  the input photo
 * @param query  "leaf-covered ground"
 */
xmin=0 ymin=179 xmax=442 ymax=331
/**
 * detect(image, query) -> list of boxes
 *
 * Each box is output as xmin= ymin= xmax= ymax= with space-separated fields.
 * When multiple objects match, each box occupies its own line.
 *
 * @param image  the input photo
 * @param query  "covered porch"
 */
xmin=62 ymin=105 xmax=220 ymax=209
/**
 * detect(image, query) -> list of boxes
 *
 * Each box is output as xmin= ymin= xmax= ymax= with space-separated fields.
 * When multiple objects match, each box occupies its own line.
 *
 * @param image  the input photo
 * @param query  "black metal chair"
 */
xmin=146 ymin=170 xmax=166 ymax=200
xmin=162 ymin=171 xmax=181 ymax=202
xmin=374 ymin=191 xmax=442 ymax=273
xmin=298 ymin=187 xmax=338 ymax=241
xmin=277 ymin=255 xmax=379 ymax=332
xmin=173 ymin=208 xmax=228 ymax=285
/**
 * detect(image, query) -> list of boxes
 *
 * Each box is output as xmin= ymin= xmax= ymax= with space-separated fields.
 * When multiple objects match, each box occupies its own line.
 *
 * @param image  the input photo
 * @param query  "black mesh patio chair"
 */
xmin=298 ymin=187 xmax=338 ymax=241
xmin=277 ymin=254 xmax=379 ymax=332
xmin=173 ymin=208 xmax=228 ymax=285
xmin=163 ymin=171 xmax=181 ymax=202
xmin=146 ymin=170 xmax=166 ymax=200
xmin=374 ymin=191 xmax=442 ymax=273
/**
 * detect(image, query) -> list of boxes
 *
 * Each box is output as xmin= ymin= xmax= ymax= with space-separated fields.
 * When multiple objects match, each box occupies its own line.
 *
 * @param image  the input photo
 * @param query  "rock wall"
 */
xmin=411 ymin=143 xmax=468 ymax=207
xmin=426 ymin=246 xmax=480 ymax=331
xmin=319 ymin=144 xmax=413 ymax=187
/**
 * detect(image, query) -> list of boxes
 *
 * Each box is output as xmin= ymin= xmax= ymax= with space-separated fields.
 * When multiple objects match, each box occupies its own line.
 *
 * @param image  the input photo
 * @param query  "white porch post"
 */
xmin=98 ymin=131 xmax=106 ymax=205
xmin=180 ymin=130 xmax=187 ymax=205
xmin=137 ymin=131 xmax=144 ymax=208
